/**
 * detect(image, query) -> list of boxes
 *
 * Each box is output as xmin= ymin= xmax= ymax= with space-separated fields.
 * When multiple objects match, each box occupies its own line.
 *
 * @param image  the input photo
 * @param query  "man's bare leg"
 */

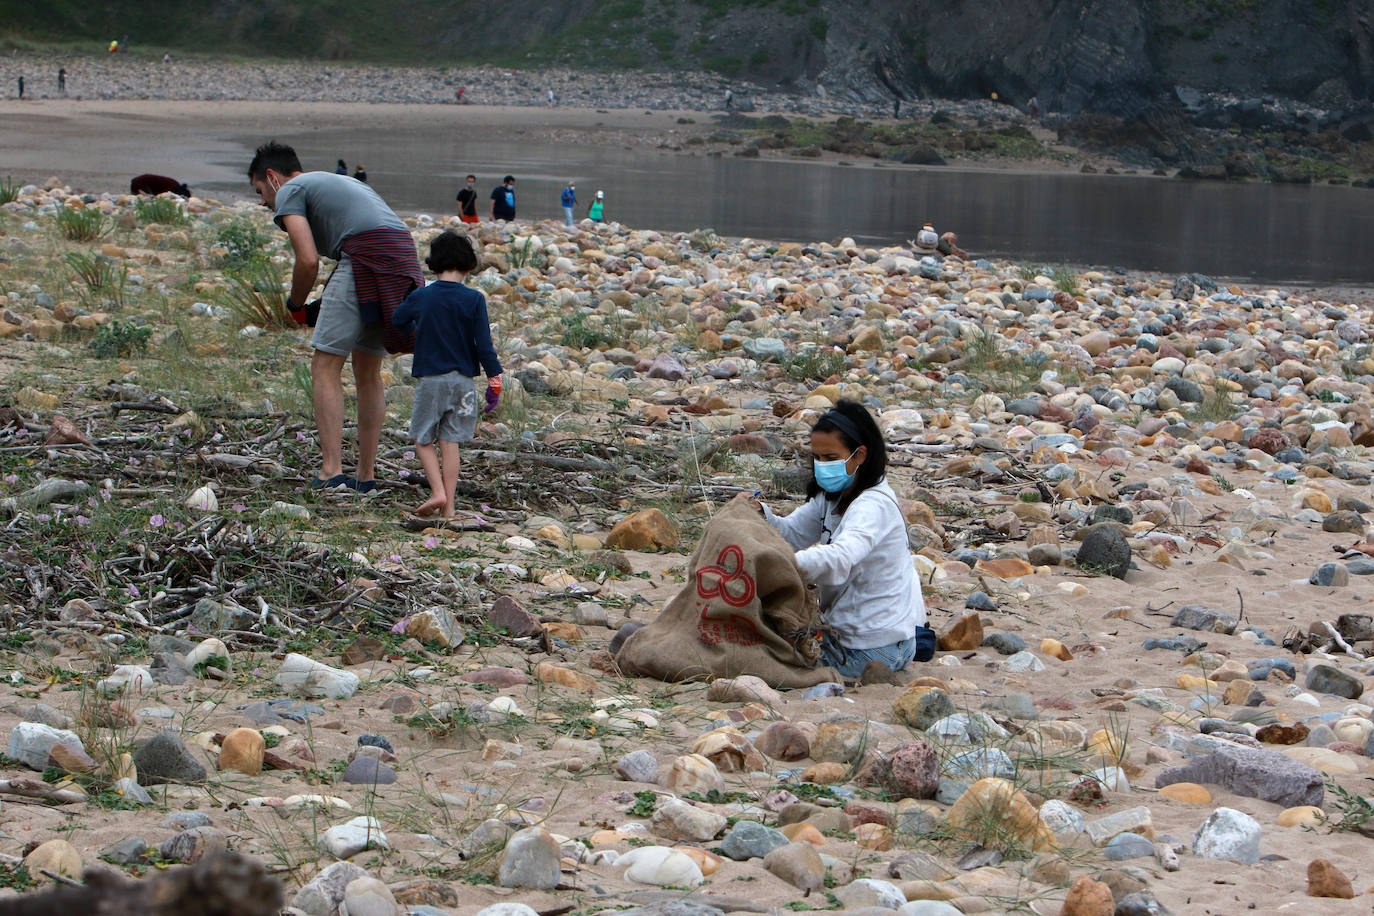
xmin=415 ymin=443 xmax=446 ymax=516
xmin=439 ymin=440 xmax=461 ymax=518
xmin=311 ymin=349 xmax=348 ymax=480
xmin=352 ymin=351 xmax=384 ymax=483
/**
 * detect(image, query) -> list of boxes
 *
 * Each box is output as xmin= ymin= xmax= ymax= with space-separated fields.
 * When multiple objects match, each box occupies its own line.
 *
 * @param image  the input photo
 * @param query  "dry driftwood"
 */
xmin=1 ymin=852 xmax=283 ymax=916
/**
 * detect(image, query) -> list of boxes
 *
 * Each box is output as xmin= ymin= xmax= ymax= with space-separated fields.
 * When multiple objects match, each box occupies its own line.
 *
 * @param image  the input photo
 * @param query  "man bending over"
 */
xmin=247 ymin=140 xmax=422 ymax=491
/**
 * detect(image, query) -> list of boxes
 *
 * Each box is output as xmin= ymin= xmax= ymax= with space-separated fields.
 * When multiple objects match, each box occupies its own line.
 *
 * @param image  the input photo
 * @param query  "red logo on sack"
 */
xmin=695 ymin=545 xmax=760 ymax=646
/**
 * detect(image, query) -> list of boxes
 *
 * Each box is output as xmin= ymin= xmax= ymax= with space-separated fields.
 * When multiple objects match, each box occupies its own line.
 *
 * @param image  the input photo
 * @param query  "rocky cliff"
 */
xmin=3 ymin=0 xmax=1371 ymax=115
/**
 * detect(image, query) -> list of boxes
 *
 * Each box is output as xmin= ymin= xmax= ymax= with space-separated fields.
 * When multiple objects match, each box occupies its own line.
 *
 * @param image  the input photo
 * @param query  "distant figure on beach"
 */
xmin=490 ymin=175 xmax=515 ymax=222
xmin=547 ymin=88 xmax=556 ymax=107
xmin=725 ymin=89 xmax=733 ymax=110
xmin=456 ymin=174 xmax=479 ymax=223
xmin=353 ymin=164 xmax=368 ymax=183
xmin=335 ymin=159 xmax=348 ymax=175
xmin=893 ymin=98 xmax=900 ymax=119
xmin=937 ymin=232 xmax=968 ymax=259
xmin=588 ymin=190 xmax=605 ymax=223
xmin=57 ymin=68 xmax=65 ymax=93
xmin=108 ymin=40 xmax=118 ymax=55
xmin=560 ymin=181 xmax=576 ymax=227
xmin=1028 ymin=96 xmax=1039 ymax=120
xmin=162 ymin=53 xmax=171 ymax=64
xmin=16 ymin=76 xmax=22 ymax=100
xmin=247 ymin=140 xmax=423 ymax=493
xmin=455 ymin=87 xmax=466 ymax=104
xmin=391 ymin=230 xmax=502 ymax=518
xmin=130 ymin=174 xmax=191 ymax=198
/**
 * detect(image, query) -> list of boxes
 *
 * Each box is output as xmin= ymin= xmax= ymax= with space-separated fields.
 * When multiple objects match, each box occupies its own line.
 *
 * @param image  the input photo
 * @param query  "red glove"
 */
xmin=484 ymin=376 xmax=502 ymax=413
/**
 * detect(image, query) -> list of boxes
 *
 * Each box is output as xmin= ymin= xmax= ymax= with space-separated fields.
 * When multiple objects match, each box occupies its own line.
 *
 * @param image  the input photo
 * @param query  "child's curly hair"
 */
xmin=425 ymin=230 xmax=478 ymax=274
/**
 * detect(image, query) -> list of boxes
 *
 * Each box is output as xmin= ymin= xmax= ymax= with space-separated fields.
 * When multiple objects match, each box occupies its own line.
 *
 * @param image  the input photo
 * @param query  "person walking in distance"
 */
xmin=17 ymin=76 xmax=23 ymax=99
xmin=334 ymin=159 xmax=348 ymax=175
xmin=353 ymin=164 xmax=368 ymax=183
xmin=560 ymin=180 xmax=576 ymax=227
xmin=456 ymin=174 xmax=479 ymax=224
xmin=489 ymin=175 xmax=515 ymax=222
xmin=57 ymin=68 xmax=66 ymax=93
xmin=247 ymin=140 xmax=423 ymax=492
xmin=588 ymin=190 xmax=605 ymax=223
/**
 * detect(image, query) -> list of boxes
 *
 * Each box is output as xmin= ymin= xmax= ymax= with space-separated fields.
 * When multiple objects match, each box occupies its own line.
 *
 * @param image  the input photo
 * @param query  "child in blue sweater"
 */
xmin=392 ymin=231 xmax=502 ymax=517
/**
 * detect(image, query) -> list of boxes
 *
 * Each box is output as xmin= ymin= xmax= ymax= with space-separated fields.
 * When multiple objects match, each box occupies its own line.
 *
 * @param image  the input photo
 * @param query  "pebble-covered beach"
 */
xmin=2 ymin=176 xmax=1374 ymax=914
xmin=0 ymin=52 xmax=911 ymax=117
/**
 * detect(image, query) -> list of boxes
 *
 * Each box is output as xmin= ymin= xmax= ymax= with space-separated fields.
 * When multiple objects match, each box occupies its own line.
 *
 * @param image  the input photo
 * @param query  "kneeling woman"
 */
xmin=761 ymin=400 xmax=933 ymax=678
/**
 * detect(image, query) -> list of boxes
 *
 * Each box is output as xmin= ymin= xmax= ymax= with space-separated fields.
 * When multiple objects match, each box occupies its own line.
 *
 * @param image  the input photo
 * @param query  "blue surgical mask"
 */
xmin=813 ymin=457 xmax=855 ymax=493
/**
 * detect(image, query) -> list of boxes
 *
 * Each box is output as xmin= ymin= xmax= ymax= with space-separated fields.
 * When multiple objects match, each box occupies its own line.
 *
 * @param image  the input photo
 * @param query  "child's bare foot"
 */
xmin=415 ymin=494 xmax=447 ymax=516
xmin=440 ymin=506 xmax=456 ymax=519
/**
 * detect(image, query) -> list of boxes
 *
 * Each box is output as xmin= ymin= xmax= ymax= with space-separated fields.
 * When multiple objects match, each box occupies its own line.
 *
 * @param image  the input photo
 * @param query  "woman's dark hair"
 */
xmin=806 ymin=399 xmax=887 ymax=514
xmin=247 ymin=141 xmax=302 ymax=181
xmin=425 ymin=230 xmax=478 ymax=274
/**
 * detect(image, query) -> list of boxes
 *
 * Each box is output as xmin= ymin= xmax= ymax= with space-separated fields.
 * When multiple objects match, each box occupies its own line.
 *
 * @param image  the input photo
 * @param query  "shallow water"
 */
xmin=212 ymin=127 xmax=1374 ymax=286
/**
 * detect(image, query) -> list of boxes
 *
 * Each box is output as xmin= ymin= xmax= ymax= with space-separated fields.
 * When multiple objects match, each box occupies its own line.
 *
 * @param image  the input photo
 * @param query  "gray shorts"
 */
xmin=410 ymin=371 xmax=479 ymax=444
xmin=311 ymin=255 xmax=386 ymax=357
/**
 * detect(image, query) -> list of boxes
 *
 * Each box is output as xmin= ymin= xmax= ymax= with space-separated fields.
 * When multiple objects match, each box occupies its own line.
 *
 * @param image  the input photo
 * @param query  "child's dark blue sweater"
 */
xmin=391 ymin=280 xmax=502 ymax=379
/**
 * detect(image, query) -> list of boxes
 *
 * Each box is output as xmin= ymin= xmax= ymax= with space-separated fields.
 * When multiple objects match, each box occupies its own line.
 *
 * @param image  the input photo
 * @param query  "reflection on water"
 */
xmin=214 ymin=126 xmax=1374 ymax=285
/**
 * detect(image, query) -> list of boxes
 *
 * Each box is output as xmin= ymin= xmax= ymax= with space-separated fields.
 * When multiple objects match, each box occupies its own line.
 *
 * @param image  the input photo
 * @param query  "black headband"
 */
xmin=818 ymin=410 xmax=864 ymax=447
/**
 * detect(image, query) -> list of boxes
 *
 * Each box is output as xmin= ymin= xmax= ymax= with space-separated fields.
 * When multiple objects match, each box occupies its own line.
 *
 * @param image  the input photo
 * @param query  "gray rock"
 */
xmin=7 ymin=722 xmax=84 ymax=771
xmin=149 ymin=652 xmax=193 ymax=685
xmin=898 ymin=904 xmax=963 ymax=916
xmin=1155 ymin=744 xmax=1322 ymax=807
xmin=498 ymin=826 xmax=562 ymax=889
xmin=1336 ymin=613 xmax=1374 ymax=641
xmin=1192 ymin=807 xmax=1261 ymax=864
xmin=132 ymin=732 xmax=207 ymax=785
xmin=1115 ymin=891 xmax=1175 ymax=916
xmin=188 ymin=597 xmax=256 ymax=633
xmin=742 ymin=337 xmax=787 ymax=361
xmin=614 ymin=749 xmax=659 ymax=783
xmin=100 ymin=837 xmax=148 ymax=865
xmin=22 ymin=703 xmax=74 ymax=730
xmin=944 ymin=747 xmax=1015 ymax=780
xmin=159 ymin=825 xmax=226 ymax=864
xmin=1102 ymin=832 xmax=1155 ymax=860
xmin=340 ymin=756 xmax=397 ymax=786
xmin=1310 ymin=563 xmax=1350 ymax=587
xmin=1306 ymin=663 xmax=1364 ymax=699
xmin=1170 ymin=604 xmax=1237 ymax=633
xmin=718 ymin=820 xmax=789 ymax=860
xmin=652 ymin=798 xmax=727 ymax=841
xmin=616 ymin=903 xmax=725 ymax=916
xmin=293 ymin=861 xmax=367 ymax=916
xmin=319 ymin=816 xmax=388 ymax=859
xmin=997 ymin=650 xmax=1045 ymax=673
xmin=1027 ymin=543 xmax=1062 ymax=566
xmin=166 ymin=811 xmax=212 ymax=829
xmin=895 ymin=686 xmax=953 ymax=730
xmin=460 ymin=818 xmax=513 ymax=860
xmin=964 ymin=591 xmax=997 ymax=611
xmin=981 ymin=693 xmax=1037 ymax=720
xmin=834 ymin=878 xmax=906 ymax=910
xmin=982 ymin=632 xmax=1026 ymax=655
xmin=1323 ymin=510 xmax=1366 ymax=533
xmin=1077 ymin=523 xmax=1131 ymax=578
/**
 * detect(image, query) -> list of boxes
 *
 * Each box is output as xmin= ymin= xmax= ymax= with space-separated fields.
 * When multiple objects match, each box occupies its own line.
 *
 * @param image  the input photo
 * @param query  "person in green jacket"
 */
xmin=588 ymin=189 xmax=605 ymax=223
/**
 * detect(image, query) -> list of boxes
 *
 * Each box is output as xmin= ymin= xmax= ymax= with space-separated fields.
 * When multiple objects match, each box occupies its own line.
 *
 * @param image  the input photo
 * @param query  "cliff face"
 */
xmin=4 ymin=0 xmax=1371 ymax=114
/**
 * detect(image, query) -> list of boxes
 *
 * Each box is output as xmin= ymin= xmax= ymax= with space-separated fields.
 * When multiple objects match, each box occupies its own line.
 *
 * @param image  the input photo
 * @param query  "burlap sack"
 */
xmin=615 ymin=499 xmax=841 ymax=688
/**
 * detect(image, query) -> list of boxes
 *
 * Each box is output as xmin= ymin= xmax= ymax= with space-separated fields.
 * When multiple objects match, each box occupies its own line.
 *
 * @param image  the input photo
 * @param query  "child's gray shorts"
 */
xmin=410 ymin=371 xmax=478 ymax=445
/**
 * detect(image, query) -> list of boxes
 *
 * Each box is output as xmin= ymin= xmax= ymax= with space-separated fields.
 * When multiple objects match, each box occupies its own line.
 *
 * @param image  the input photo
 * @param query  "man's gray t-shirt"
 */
xmin=272 ymin=172 xmax=406 ymax=259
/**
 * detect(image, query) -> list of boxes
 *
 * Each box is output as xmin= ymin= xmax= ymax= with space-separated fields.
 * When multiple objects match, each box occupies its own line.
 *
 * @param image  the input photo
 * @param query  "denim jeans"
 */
xmin=821 ymin=632 xmax=918 ymax=678
xmin=563 ymin=206 xmax=575 ymax=227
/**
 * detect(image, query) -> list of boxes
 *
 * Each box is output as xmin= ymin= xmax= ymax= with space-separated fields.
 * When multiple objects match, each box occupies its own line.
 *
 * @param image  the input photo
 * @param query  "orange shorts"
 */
xmin=460 ymin=214 xmax=479 ymax=224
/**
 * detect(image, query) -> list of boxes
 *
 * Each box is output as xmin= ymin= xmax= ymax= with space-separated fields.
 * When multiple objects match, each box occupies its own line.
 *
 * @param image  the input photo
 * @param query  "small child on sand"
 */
xmin=391 ymin=231 xmax=502 ymax=517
